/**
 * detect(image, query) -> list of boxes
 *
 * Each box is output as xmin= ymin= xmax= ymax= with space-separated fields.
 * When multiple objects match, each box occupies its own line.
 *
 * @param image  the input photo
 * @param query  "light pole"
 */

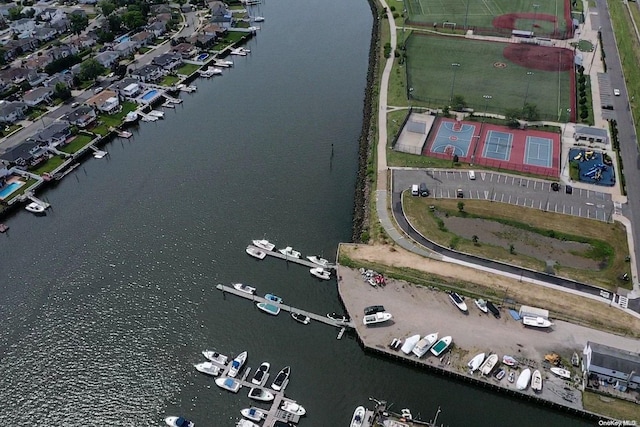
xmin=482 ymin=94 xmax=492 ymax=120
xmin=532 ymin=4 xmax=540 ymax=33
xmin=523 ymin=71 xmax=533 ymax=108
xmin=449 ymin=63 xmax=460 ymax=103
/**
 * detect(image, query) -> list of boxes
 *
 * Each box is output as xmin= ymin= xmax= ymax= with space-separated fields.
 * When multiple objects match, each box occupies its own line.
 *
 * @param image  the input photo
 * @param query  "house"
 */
xmin=151 ymin=53 xmax=182 ymax=71
xmin=209 ymin=1 xmax=228 ymax=16
xmin=584 ymin=341 xmax=640 ymax=390
xmin=131 ymin=64 xmax=163 ymax=83
xmin=26 ymin=71 xmax=48 ymax=87
xmin=131 ymin=31 xmax=154 ymax=47
xmin=0 ymin=67 xmax=39 ymax=85
xmin=43 ymin=72 xmax=73 ymax=88
xmin=50 ymin=16 xmax=70 ymax=34
xmin=147 ymin=21 xmax=167 ymax=38
xmin=24 ymin=52 xmax=53 ymax=70
xmin=202 ymin=23 xmax=226 ymax=37
xmin=28 ymin=122 xmax=71 ymax=146
xmin=110 ymin=77 xmax=141 ymax=97
xmin=22 ymin=86 xmax=54 ymax=107
xmin=40 ymin=7 xmax=65 ymax=22
xmin=0 ymin=101 xmax=27 ymax=124
xmin=86 ymin=89 xmax=119 ymax=113
xmin=150 ymin=4 xmax=172 ymax=14
xmin=189 ymin=33 xmax=216 ymax=49
xmin=49 ymin=44 xmax=78 ymax=60
xmin=95 ymin=50 xmax=120 ymax=68
xmin=0 ymin=140 xmax=46 ymax=168
xmin=10 ymin=18 xmax=36 ymax=35
xmin=68 ymin=34 xmax=97 ymax=50
xmin=4 ymin=38 xmax=40 ymax=57
xmin=171 ymin=42 xmax=195 ymax=59
xmin=61 ymin=105 xmax=96 ymax=128
xmin=121 ymin=82 xmax=141 ymax=97
xmin=113 ymin=40 xmax=137 ymax=57
xmin=33 ymin=25 xmax=57 ymax=42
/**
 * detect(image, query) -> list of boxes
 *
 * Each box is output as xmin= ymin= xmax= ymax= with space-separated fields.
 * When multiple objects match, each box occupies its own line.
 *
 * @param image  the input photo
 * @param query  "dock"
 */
xmin=21 ymin=192 xmax=50 ymax=209
xmin=247 ymin=245 xmax=336 ymax=270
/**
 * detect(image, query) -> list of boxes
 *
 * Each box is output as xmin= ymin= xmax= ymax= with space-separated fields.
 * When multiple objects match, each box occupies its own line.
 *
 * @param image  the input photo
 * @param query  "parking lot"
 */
xmin=393 ymin=168 xmax=614 ymax=222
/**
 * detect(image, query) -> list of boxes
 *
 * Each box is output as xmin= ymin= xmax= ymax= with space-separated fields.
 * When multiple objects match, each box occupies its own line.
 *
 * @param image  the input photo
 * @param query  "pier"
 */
xmin=247 ymin=245 xmax=336 ymax=269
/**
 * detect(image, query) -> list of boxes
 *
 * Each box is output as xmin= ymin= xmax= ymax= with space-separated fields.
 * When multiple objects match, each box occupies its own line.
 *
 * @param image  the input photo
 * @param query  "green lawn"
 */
xmin=98 ymin=102 xmax=138 ymax=127
xmin=176 ymin=63 xmax=200 ymax=76
xmin=27 ymin=107 xmax=48 ymax=121
xmin=161 ymin=75 xmax=180 ymax=86
xmin=90 ymin=122 xmax=110 ymax=136
xmin=60 ymin=134 xmax=94 ymax=154
xmin=30 ymin=156 xmax=66 ymax=175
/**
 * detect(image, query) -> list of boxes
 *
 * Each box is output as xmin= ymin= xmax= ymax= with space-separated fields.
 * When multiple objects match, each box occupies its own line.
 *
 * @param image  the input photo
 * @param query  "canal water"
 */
xmin=0 ymin=0 xmax=590 ymax=426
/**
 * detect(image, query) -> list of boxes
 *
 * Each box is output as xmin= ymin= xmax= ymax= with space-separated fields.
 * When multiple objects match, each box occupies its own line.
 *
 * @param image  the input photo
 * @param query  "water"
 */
xmin=0 ymin=0 xmax=591 ymax=426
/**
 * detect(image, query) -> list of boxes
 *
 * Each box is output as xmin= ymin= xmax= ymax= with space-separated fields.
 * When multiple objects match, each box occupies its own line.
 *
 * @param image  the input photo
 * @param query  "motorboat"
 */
xmin=550 ymin=367 xmax=571 ymax=379
xmin=270 ymin=366 xmax=290 ymax=391
xmin=412 ymin=332 xmax=438 ymax=358
xmin=486 ymin=301 xmax=501 ymax=318
xmin=467 ymin=352 xmax=485 ymax=373
xmin=237 ymin=420 xmax=259 ymax=427
xmin=327 ymin=312 xmax=350 ymax=323
xmin=364 ymin=305 xmax=385 ymax=315
xmin=116 ymin=130 xmax=132 ymax=138
xmin=531 ymin=369 xmax=543 ymax=392
xmin=252 ymin=239 xmax=275 ymax=251
xmin=194 ymin=361 xmax=221 ymax=377
xmin=474 ymin=299 xmax=488 ymax=313
xmin=310 ymin=267 xmax=331 ymax=280
xmin=233 ymin=283 xmax=256 ymax=295
xmin=202 ymin=350 xmax=228 ymax=365
xmin=389 ymin=338 xmax=402 ymax=350
xmin=92 ymin=149 xmax=108 ymax=159
xmin=141 ymin=114 xmax=158 ymax=122
xmin=257 ymin=302 xmax=280 ymax=316
xmin=516 ymin=368 xmax=532 ymax=390
xmin=165 ymin=416 xmax=194 ymax=427
xmin=241 ymin=407 xmax=266 ymax=422
xmin=350 ymin=406 xmax=365 ymax=427
xmin=199 ymin=67 xmax=223 ymax=77
xmin=246 ymin=246 xmax=266 ymax=260
xmin=479 ymin=353 xmax=499 ymax=376
xmin=214 ymin=60 xmax=234 ymax=67
xmin=148 ymin=110 xmax=165 ymax=118
xmin=248 ymin=387 xmax=274 ymax=401
xmin=230 ymin=48 xmax=247 ymax=56
xmin=502 ymin=355 xmax=518 ymax=367
xmin=251 ymin=361 xmax=270 ymax=385
xmin=572 ymin=352 xmax=580 ymax=367
xmin=508 ymin=371 xmax=515 ymax=383
xmin=253 ymin=16 xmax=265 ymax=22
xmin=124 ymin=111 xmax=138 ymax=122
xmin=228 ymin=351 xmax=248 ymax=377
xmin=430 ymin=336 xmax=453 ymax=357
xmin=281 ymin=401 xmax=306 ymax=416
xmin=0 ymin=223 xmax=8 ymax=233
xmin=362 ymin=311 xmax=392 ymax=326
xmin=495 ymin=369 xmax=506 ymax=380
xmin=291 ymin=312 xmax=310 ymax=324
xmin=448 ymin=291 xmax=468 ymax=313
xmin=215 ymin=376 xmax=241 ymax=393
xmin=265 ymin=293 xmax=283 ymax=303
xmin=25 ymin=202 xmax=45 ymax=214
xmin=307 ymin=255 xmax=332 ymax=268
xmin=522 ymin=316 xmax=553 ymax=328
xmin=400 ymin=334 xmax=421 ymax=354
xmin=279 ymin=246 xmax=301 ymax=258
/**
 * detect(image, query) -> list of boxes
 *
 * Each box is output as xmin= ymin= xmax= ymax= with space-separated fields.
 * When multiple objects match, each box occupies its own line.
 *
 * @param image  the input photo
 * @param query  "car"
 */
xmin=419 ymin=182 xmax=429 ymax=197
xmin=364 ymin=305 xmax=385 ymax=316
xmin=614 ymin=89 xmax=621 ymax=96
xmin=551 ymin=182 xmax=560 ymax=191
xmin=456 ymin=188 xmax=464 ymax=198
xmin=71 ymin=102 xmax=79 ymax=108
xmin=94 ymin=87 xmax=104 ymax=94
xmin=565 ymin=185 xmax=573 ymax=194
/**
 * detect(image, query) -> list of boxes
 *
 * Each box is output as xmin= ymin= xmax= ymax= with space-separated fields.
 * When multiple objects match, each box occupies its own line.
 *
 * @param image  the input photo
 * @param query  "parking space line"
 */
xmin=530 ymin=199 xmax=534 ymax=208
xmin=562 ymin=205 xmax=566 ymax=214
xmin=539 ymin=201 xmax=543 ymax=209
xmin=511 ymin=177 xmax=515 ymax=185
xmin=508 ymin=195 xmax=512 ymax=203
xmin=526 ymin=180 xmax=530 ymax=188
xmin=554 ymin=203 xmax=558 ymax=212
xmin=501 ymin=194 xmax=505 ymax=202
xmin=516 ymin=197 xmax=520 ymax=205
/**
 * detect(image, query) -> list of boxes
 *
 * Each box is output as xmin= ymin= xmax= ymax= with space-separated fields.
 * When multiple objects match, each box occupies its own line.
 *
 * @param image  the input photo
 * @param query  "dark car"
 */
xmin=419 ymin=182 xmax=429 ymax=197
xmin=364 ymin=305 xmax=385 ymax=315
xmin=565 ymin=185 xmax=573 ymax=194
xmin=551 ymin=182 xmax=560 ymax=191
xmin=456 ymin=188 xmax=464 ymax=198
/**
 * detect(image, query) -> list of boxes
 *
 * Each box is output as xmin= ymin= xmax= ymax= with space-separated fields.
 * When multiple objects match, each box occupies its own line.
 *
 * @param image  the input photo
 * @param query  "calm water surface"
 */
xmin=0 ymin=0 xmax=590 ymax=425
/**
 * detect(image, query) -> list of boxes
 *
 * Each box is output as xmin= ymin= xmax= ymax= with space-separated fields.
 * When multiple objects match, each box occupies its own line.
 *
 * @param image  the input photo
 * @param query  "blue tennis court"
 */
xmin=429 ymin=120 xmax=476 ymax=158
xmin=482 ymin=130 xmax=513 ymax=161
xmin=525 ymin=136 xmax=553 ymax=167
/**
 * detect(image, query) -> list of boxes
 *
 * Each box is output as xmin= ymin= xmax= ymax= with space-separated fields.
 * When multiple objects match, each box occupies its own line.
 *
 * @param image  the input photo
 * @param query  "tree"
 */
xmin=54 ymin=82 xmax=71 ymax=101
xmin=122 ymin=10 xmax=145 ymax=30
xmin=509 ymin=244 xmax=516 ymax=254
xmin=504 ymin=108 xmax=520 ymax=128
xmin=472 ymin=235 xmax=479 ymax=245
xmin=107 ymin=15 xmax=122 ymax=33
xmin=79 ymin=58 xmax=106 ymax=81
xmin=70 ymin=13 xmax=89 ymax=35
xmin=522 ymin=103 xmax=539 ymax=121
xmin=98 ymin=0 xmax=116 ymax=16
xmin=24 ymin=8 xmax=35 ymax=19
xmin=8 ymin=7 xmax=22 ymax=21
xmin=452 ymin=95 xmax=467 ymax=111
xmin=457 ymin=201 xmax=465 ymax=212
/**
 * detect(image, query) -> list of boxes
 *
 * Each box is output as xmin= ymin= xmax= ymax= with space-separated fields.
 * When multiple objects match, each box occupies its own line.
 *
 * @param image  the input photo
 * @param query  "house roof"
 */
xmin=171 ymin=43 xmax=194 ymax=54
xmin=152 ymin=53 xmax=180 ymax=67
xmin=131 ymin=31 xmax=152 ymax=42
xmin=86 ymin=89 xmax=118 ymax=106
xmin=114 ymin=40 xmax=137 ymax=52
xmin=28 ymin=122 xmax=70 ymax=143
xmin=588 ymin=342 xmax=640 ymax=374
xmin=22 ymin=86 xmax=53 ymax=102
xmin=110 ymin=77 xmax=139 ymax=91
xmin=95 ymin=50 xmax=119 ymax=62
xmin=0 ymin=101 xmax=26 ymax=117
xmin=575 ymin=126 xmax=608 ymax=138
xmin=0 ymin=140 xmax=39 ymax=162
xmin=133 ymin=64 xmax=162 ymax=79
xmin=63 ymin=105 xmax=94 ymax=122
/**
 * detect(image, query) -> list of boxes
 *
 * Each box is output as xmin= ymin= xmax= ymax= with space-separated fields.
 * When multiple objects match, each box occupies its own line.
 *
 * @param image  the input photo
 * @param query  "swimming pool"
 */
xmin=196 ymin=53 xmax=209 ymax=62
xmin=141 ymin=90 xmax=159 ymax=101
xmin=115 ymin=35 xmax=130 ymax=43
xmin=0 ymin=181 xmax=24 ymax=199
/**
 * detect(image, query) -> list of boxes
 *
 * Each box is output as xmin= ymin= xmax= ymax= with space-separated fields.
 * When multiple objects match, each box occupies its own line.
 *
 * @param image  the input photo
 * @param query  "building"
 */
xmin=131 ymin=64 xmax=163 ymax=83
xmin=86 ymin=89 xmax=120 ymax=113
xmin=61 ymin=105 xmax=96 ymax=128
xmin=0 ymin=101 xmax=27 ymax=124
xmin=574 ymin=126 xmax=609 ymax=145
xmin=121 ymin=82 xmax=141 ymax=98
xmin=0 ymin=140 xmax=46 ymax=168
xmin=583 ymin=341 xmax=640 ymax=390
xmin=22 ymin=86 xmax=54 ymax=107
xmin=151 ymin=52 xmax=182 ymax=71
xmin=95 ymin=50 xmax=120 ymax=68
xmin=28 ymin=122 xmax=71 ymax=146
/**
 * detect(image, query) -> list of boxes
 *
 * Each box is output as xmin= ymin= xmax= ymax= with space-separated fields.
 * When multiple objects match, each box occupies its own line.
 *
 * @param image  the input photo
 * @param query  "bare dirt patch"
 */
xmin=503 ymin=44 xmax=574 ymax=72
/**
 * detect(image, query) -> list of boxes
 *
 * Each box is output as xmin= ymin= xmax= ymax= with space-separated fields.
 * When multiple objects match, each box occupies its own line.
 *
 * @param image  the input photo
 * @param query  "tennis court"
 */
xmin=525 ymin=136 xmax=553 ymax=168
xmin=482 ymin=130 xmax=513 ymax=161
xmin=428 ymin=119 xmax=477 ymax=160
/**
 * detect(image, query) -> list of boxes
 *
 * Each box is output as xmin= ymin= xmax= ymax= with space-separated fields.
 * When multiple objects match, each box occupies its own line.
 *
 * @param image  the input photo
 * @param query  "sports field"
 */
xmin=405 ymin=35 xmax=574 ymax=122
xmin=405 ymin=0 xmax=571 ymax=38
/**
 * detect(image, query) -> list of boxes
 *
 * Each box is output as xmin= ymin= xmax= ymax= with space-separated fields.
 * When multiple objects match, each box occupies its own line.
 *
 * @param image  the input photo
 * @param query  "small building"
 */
xmin=122 ymin=83 xmax=141 ymax=98
xmin=574 ymin=126 xmax=609 ymax=145
xmin=0 ymin=101 xmax=28 ymax=124
xmin=61 ymin=105 xmax=96 ymax=128
xmin=113 ymin=40 xmax=138 ymax=57
xmin=131 ymin=64 xmax=164 ymax=83
xmin=22 ymin=86 xmax=54 ymax=107
xmin=151 ymin=52 xmax=182 ymax=71
xmin=171 ymin=42 xmax=195 ymax=58
xmin=0 ymin=140 xmax=46 ymax=168
xmin=86 ymin=89 xmax=119 ymax=113
xmin=131 ymin=31 xmax=154 ymax=47
xmin=95 ymin=50 xmax=120 ymax=68
xmin=28 ymin=122 xmax=71 ymax=146
xmin=583 ymin=341 xmax=640 ymax=390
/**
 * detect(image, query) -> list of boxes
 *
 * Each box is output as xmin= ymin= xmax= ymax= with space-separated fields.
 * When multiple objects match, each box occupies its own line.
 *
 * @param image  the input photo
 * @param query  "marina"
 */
xmin=246 ymin=244 xmax=336 ymax=269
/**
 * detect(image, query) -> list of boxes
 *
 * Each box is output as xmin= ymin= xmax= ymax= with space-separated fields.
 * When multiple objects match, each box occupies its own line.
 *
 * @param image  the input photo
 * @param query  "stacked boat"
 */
xmin=467 ymin=352 xmax=485 ymax=373
xmin=479 ymin=353 xmax=498 ymax=376
xmin=411 ymin=333 xmax=438 ymax=358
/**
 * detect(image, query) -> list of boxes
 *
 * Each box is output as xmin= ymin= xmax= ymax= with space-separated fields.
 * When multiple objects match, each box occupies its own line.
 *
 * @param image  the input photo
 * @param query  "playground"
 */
xmin=425 ymin=118 xmax=561 ymax=177
xmin=568 ymin=148 xmax=616 ymax=186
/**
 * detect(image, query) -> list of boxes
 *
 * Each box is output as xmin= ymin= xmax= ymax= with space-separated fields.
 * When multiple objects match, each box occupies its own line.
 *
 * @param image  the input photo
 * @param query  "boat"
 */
xmin=448 ymin=291 xmax=468 ymax=313
xmin=350 ymin=405 xmax=365 ymax=427
xmin=327 ymin=312 xmax=350 ymax=323
xmin=237 ymin=420 xmax=259 ymax=427
xmin=522 ymin=316 xmax=553 ymax=328
xmin=400 ymin=334 xmax=421 ymax=354
xmin=228 ymin=351 xmax=247 ymax=377
xmin=474 ymin=299 xmax=488 ymax=313
xmin=214 ymin=60 xmax=234 ymax=67
xmin=486 ymin=301 xmax=501 ymax=318
xmin=270 ymin=366 xmax=290 ymax=391
xmin=251 ymin=361 xmax=270 ymax=385
xmin=508 ymin=371 xmax=515 ymax=383
xmin=248 ymin=387 xmax=274 ymax=401
xmin=495 ymin=369 xmax=506 ymax=380
xmin=252 ymin=239 xmax=275 ymax=251
xmin=307 ymin=255 xmax=332 ymax=268
xmin=502 ymin=355 xmax=518 ymax=367
xmin=389 ymin=338 xmax=402 ymax=350
xmin=215 ymin=376 xmax=241 ymax=393
xmin=281 ymin=401 xmax=306 ymax=416
xmin=479 ymin=353 xmax=499 ymax=376
xmin=202 ymin=350 xmax=228 ymax=365
xmin=257 ymin=302 xmax=280 ymax=316
xmin=291 ymin=312 xmax=310 ymax=324
xmin=362 ymin=311 xmax=393 ymax=326
xmin=550 ymin=367 xmax=571 ymax=379
xmin=246 ymin=246 xmax=266 ymax=259
xmin=148 ymin=110 xmax=165 ymax=118
xmin=92 ymin=149 xmax=108 ymax=159
xmin=265 ymin=293 xmax=283 ymax=303
xmin=116 ymin=129 xmax=132 ymax=138
xmin=412 ymin=332 xmax=439 ymax=358
xmin=25 ymin=202 xmax=45 ymax=214
xmin=531 ymin=369 xmax=543 ymax=392
xmin=165 ymin=416 xmax=194 ymax=427
xmin=310 ymin=267 xmax=331 ymax=280
xmin=0 ymin=224 xmax=8 ymax=233
xmin=199 ymin=67 xmax=223 ymax=77
xmin=572 ymin=352 xmax=580 ymax=367
xmin=233 ymin=283 xmax=256 ymax=295
xmin=467 ymin=352 xmax=485 ymax=373
xmin=124 ymin=111 xmax=138 ymax=122
xmin=194 ymin=361 xmax=221 ymax=377
xmin=279 ymin=246 xmax=301 ymax=258
xmin=253 ymin=16 xmax=265 ymax=22
xmin=430 ymin=336 xmax=453 ymax=357
xmin=230 ymin=48 xmax=247 ymax=56
xmin=516 ymin=368 xmax=532 ymax=390
xmin=241 ymin=407 xmax=266 ymax=422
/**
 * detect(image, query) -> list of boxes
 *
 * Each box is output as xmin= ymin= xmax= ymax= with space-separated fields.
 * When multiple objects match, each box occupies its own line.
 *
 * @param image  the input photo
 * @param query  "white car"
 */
xmin=614 ymin=89 xmax=621 ymax=96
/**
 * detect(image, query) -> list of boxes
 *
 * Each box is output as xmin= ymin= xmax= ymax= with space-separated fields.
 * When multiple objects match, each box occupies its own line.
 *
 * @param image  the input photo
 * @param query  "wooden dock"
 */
xmin=247 ymin=245 xmax=336 ymax=270
xmin=216 ymin=284 xmax=355 ymax=329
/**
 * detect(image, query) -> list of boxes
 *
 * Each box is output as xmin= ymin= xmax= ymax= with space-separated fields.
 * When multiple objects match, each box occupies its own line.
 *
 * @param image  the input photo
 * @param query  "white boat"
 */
xmin=148 ymin=110 xmax=165 ymax=118
xmin=241 ymin=407 xmax=266 ymax=422
xmin=279 ymin=246 xmax=301 ymax=258
xmin=257 ymin=302 xmax=280 ymax=316
xmin=232 ymin=283 xmax=256 ymax=295
xmin=350 ymin=406 xmax=365 ymax=427
xmin=228 ymin=351 xmax=247 ymax=377
xmin=291 ymin=312 xmax=310 ymax=324
xmin=194 ymin=361 xmax=221 ymax=377
xmin=165 ymin=416 xmax=194 ymax=427
xmin=270 ymin=365 xmax=290 ymax=391
xmin=236 ymin=420 xmax=259 ymax=427
xmin=508 ymin=371 xmax=515 ymax=383
xmin=412 ymin=332 xmax=438 ymax=358
xmin=479 ymin=353 xmax=499 ymax=376
xmin=248 ymin=387 xmax=274 ymax=401
xmin=474 ymin=299 xmax=488 ymax=313
xmin=522 ymin=316 xmax=553 ymax=328
xmin=281 ymin=401 xmax=306 ymax=416
xmin=495 ymin=369 xmax=506 ymax=380
xmin=124 ymin=111 xmax=138 ymax=122
xmin=327 ymin=312 xmax=350 ymax=323
xmin=307 ymin=255 xmax=332 ymax=268
xmin=400 ymin=334 xmax=421 ymax=354
xmin=141 ymin=114 xmax=157 ymax=122
xmin=215 ymin=376 xmax=241 ymax=393
xmin=502 ymin=355 xmax=518 ymax=367
xmin=531 ymin=369 xmax=543 ymax=392
xmin=162 ymin=101 xmax=175 ymax=109
xmin=202 ymin=350 xmax=228 ymax=365
xmin=362 ymin=311 xmax=393 ymax=326
xmin=25 ymin=202 xmax=46 ymax=214
xmin=214 ymin=60 xmax=234 ymax=67
xmin=116 ymin=130 xmax=132 ymax=138
xmin=246 ymin=246 xmax=266 ymax=259
xmin=448 ymin=291 xmax=468 ymax=313
xmin=92 ymin=149 xmax=108 ymax=159
xmin=310 ymin=267 xmax=331 ymax=280
xmin=199 ymin=67 xmax=223 ymax=77
xmin=550 ymin=367 xmax=571 ymax=379
xmin=430 ymin=336 xmax=453 ymax=357
xmin=467 ymin=352 xmax=485 ymax=373
xmin=265 ymin=293 xmax=283 ymax=303
xmin=251 ymin=361 xmax=270 ymax=385
xmin=230 ymin=48 xmax=247 ymax=56
xmin=253 ymin=16 xmax=265 ymax=22
xmin=516 ymin=368 xmax=532 ymax=390
xmin=252 ymin=239 xmax=275 ymax=251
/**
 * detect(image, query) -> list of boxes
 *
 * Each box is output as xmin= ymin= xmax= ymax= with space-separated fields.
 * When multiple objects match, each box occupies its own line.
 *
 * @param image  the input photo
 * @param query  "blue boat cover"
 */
xmin=509 ymin=310 xmax=521 ymax=321
xmin=224 ymin=378 xmax=235 ymax=387
xmin=249 ymin=408 xmax=256 ymax=416
xmin=176 ymin=417 xmax=186 ymax=427
xmin=232 ymin=360 xmax=240 ymax=368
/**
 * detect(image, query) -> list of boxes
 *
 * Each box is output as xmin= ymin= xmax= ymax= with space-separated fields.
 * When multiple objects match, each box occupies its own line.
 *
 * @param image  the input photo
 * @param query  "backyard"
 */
xmin=98 ymin=101 xmax=138 ymax=127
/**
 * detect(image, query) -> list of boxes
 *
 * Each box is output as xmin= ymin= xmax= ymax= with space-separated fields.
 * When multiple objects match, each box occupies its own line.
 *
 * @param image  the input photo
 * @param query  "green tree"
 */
xmin=504 ymin=108 xmax=520 ymax=128
xmin=107 ymin=15 xmax=122 ymax=33
xmin=472 ymin=235 xmax=478 ymax=244
xmin=452 ymin=95 xmax=467 ymax=111
xmin=122 ymin=10 xmax=145 ymax=30
xmin=70 ymin=13 xmax=89 ymax=35
xmin=54 ymin=82 xmax=71 ymax=101
xmin=522 ymin=103 xmax=539 ymax=121
xmin=457 ymin=201 xmax=465 ymax=212
xmin=24 ymin=8 xmax=35 ymax=19
xmin=79 ymin=58 xmax=106 ymax=81
xmin=8 ymin=7 xmax=22 ymax=21
xmin=98 ymin=0 xmax=116 ymax=16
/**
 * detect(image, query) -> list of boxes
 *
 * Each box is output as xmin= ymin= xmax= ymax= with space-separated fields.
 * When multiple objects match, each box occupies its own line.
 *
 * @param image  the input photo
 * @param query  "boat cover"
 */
xmin=232 ymin=360 xmax=240 ymax=369
xmin=224 ymin=378 xmax=235 ymax=387
xmin=176 ymin=417 xmax=187 ymax=427
xmin=509 ymin=310 xmax=521 ymax=321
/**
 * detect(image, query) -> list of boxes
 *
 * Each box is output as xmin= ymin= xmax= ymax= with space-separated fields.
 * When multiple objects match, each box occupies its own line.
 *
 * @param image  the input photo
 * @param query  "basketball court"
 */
xmin=428 ymin=119 xmax=477 ymax=161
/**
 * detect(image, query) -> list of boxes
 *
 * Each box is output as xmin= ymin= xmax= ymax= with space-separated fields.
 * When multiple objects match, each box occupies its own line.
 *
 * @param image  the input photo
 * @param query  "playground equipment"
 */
xmin=583 ymin=163 xmax=607 ymax=181
xmin=573 ymin=152 xmax=582 ymax=161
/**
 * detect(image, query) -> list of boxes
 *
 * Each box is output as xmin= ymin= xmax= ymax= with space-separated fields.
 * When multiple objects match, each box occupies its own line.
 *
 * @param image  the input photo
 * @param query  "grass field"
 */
xmin=405 ymin=35 xmax=572 ymax=121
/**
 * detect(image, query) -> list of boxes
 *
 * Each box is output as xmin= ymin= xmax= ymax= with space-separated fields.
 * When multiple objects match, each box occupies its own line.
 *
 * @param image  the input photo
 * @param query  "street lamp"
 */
xmin=532 ymin=4 xmax=540 ymax=32
xmin=523 ymin=71 xmax=534 ymax=108
xmin=449 ymin=63 xmax=460 ymax=103
xmin=482 ymin=94 xmax=492 ymax=120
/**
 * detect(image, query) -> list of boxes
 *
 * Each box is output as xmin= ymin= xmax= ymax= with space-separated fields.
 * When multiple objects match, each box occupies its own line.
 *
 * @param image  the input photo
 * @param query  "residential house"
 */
xmin=155 ymin=13 xmax=172 ymax=27
xmin=150 ymin=4 xmax=172 ymax=14
xmin=10 ymin=18 xmax=36 ymax=35
xmin=68 ymin=34 xmax=97 ymax=50
xmin=131 ymin=64 xmax=163 ymax=83
xmin=4 ymin=37 xmax=40 ymax=57
xmin=28 ymin=122 xmax=71 ymax=146
xmin=113 ymin=40 xmax=138 ymax=58
xmin=24 ymin=52 xmax=53 ymax=70
xmin=171 ymin=42 xmax=195 ymax=59
xmin=49 ymin=44 xmax=78 ymax=61
xmin=110 ymin=78 xmax=141 ymax=98
xmin=22 ymin=86 xmax=54 ymax=107
xmin=33 ymin=25 xmax=58 ymax=43
xmin=202 ymin=23 xmax=226 ymax=37
xmin=0 ymin=140 xmax=46 ymax=168
xmin=584 ymin=342 xmax=640 ymax=390
xmin=0 ymin=101 xmax=27 ymax=124
xmin=209 ymin=1 xmax=228 ymax=16
xmin=43 ymin=72 xmax=73 ymax=88
xmin=95 ymin=50 xmax=120 ymax=68
xmin=62 ymin=105 xmax=96 ymax=128
xmin=86 ymin=89 xmax=120 ymax=113
xmin=0 ymin=67 xmax=32 ymax=84
xmin=121 ymin=82 xmax=141 ymax=98
xmin=26 ymin=70 xmax=47 ymax=87
xmin=131 ymin=31 xmax=154 ymax=47
xmin=40 ymin=7 xmax=65 ymax=22
xmin=189 ymin=33 xmax=216 ymax=49
xmin=151 ymin=53 xmax=182 ymax=71
xmin=147 ymin=21 xmax=166 ymax=38
xmin=209 ymin=14 xmax=232 ymax=29
xmin=50 ymin=16 xmax=70 ymax=34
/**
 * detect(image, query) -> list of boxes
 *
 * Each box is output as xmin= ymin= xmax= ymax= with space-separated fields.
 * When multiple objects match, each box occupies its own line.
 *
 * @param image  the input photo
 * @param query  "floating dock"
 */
xmin=247 ymin=245 xmax=336 ymax=270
